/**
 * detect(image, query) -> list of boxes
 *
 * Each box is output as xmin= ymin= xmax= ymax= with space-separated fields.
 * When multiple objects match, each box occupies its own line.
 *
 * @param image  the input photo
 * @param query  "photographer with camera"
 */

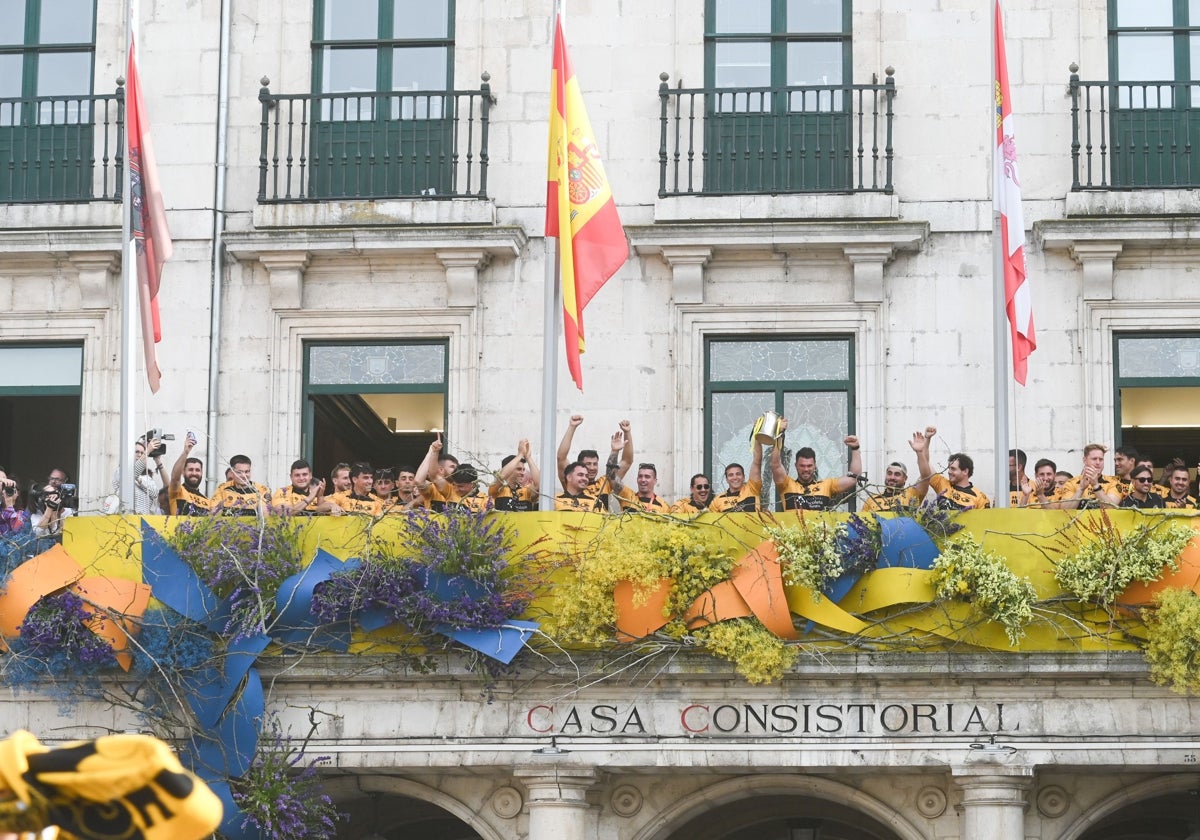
xmin=111 ymin=431 xmax=171 ymax=514
xmin=29 ymin=467 xmax=77 ymax=537
xmin=0 ymin=467 xmax=29 ymax=536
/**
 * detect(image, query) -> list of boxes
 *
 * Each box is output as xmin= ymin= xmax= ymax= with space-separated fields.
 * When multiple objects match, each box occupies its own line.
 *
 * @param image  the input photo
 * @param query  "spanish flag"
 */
xmin=545 ymin=13 xmax=627 ymax=391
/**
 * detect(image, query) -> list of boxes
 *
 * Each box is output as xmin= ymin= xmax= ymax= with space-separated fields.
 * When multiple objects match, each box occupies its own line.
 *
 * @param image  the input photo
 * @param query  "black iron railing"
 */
xmin=257 ymin=74 xmax=494 ymax=203
xmin=658 ymin=69 xmax=895 ymax=197
xmin=1070 ymin=67 xmax=1200 ymax=189
xmin=0 ymin=84 xmax=124 ymax=203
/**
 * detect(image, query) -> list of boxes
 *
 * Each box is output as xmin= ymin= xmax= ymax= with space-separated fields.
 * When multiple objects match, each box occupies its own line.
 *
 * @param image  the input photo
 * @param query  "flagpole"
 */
xmin=538 ymin=0 xmax=565 ymax=511
xmin=119 ymin=0 xmax=138 ymax=511
xmin=991 ymin=0 xmax=1010 ymax=508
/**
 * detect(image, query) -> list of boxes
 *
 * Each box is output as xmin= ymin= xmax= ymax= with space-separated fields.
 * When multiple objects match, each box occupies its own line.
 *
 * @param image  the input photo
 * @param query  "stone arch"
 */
xmin=1055 ymin=774 xmax=1200 ymax=840
xmin=632 ymin=774 xmax=930 ymax=840
xmin=321 ymin=775 xmax=508 ymax=840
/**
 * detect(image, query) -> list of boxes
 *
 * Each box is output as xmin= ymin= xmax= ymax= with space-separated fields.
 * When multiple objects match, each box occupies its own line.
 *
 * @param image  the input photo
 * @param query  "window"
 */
xmin=0 ymin=0 xmax=97 ymax=201
xmin=0 ymin=343 xmax=83 ymax=496
xmin=706 ymin=336 xmax=855 ymax=510
xmin=302 ymin=340 xmax=448 ymax=480
xmin=1108 ymin=0 xmax=1200 ymax=185
xmin=704 ymin=0 xmax=851 ymax=192
xmin=309 ymin=0 xmax=455 ymax=197
xmin=1114 ymin=333 xmax=1200 ymax=469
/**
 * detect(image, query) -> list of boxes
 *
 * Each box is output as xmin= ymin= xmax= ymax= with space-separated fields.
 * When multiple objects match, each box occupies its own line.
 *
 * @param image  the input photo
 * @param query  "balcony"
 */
xmin=0 ymin=86 xmax=124 ymax=204
xmin=1071 ymin=69 xmax=1200 ymax=189
xmin=257 ymin=75 xmax=494 ymax=203
xmin=657 ymin=70 xmax=895 ymax=198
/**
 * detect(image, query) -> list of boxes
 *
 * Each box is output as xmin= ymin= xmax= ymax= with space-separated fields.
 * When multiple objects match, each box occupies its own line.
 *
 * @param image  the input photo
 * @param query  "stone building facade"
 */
xmin=4 ymin=0 xmax=1200 ymax=837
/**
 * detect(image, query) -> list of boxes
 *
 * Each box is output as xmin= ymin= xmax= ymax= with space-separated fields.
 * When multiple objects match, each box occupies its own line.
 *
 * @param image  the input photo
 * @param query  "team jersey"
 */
xmin=1120 ymin=492 xmax=1166 ymax=509
xmin=775 ymin=476 xmax=848 ymax=511
xmin=169 ymin=483 xmax=212 ymax=516
xmin=862 ymin=486 xmax=923 ymax=513
xmin=1009 ymin=481 xmax=1036 ymax=507
xmin=270 ymin=485 xmax=323 ymax=515
xmin=709 ymin=479 xmax=763 ymax=513
xmin=1165 ymin=494 xmax=1198 ymax=510
xmin=615 ymin=485 xmax=672 ymax=513
xmin=213 ymin=481 xmax=269 ymax=516
xmin=490 ymin=484 xmax=539 ymax=512
xmin=928 ymin=475 xmax=991 ymax=511
xmin=671 ymin=496 xmax=711 ymax=515
xmin=555 ymin=491 xmax=601 ymax=512
xmin=1054 ymin=475 xmax=1121 ymax=510
xmin=327 ymin=491 xmax=384 ymax=516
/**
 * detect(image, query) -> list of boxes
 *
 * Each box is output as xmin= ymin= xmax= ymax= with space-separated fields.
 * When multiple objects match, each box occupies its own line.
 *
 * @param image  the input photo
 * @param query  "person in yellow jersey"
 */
xmin=556 ymin=414 xmax=634 ymax=508
xmin=770 ymin=415 xmax=862 ymax=511
xmin=555 ymin=461 xmax=602 ymax=511
xmin=1054 ymin=444 xmax=1122 ymax=510
xmin=270 ymin=458 xmax=329 ymax=515
xmin=213 ymin=454 xmax=270 ymax=516
xmin=922 ymin=428 xmax=990 ymax=511
xmin=168 ymin=431 xmax=212 ymax=515
xmin=615 ymin=462 xmax=672 ymax=513
xmin=327 ymin=462 xmax=384 ymax=515
xmin=710 ymin=440 xmax=765 ymax=513
xmin=1163 ymin=461 xmax=1197 ymax=509
xmin=1008 ymin=448 xmax=1037 ymax=507
xmin=490 ymin=439 xmax=541 ymax=511
xmin=671 ymin=473 xmax=714 ymax=514
xmin=862 ymin=431 xmax=933 ymax=512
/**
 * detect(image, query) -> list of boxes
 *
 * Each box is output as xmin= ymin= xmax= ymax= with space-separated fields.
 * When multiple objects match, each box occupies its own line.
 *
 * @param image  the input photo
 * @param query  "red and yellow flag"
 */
xmin=545 ymin=13 xmax=627 ymax=391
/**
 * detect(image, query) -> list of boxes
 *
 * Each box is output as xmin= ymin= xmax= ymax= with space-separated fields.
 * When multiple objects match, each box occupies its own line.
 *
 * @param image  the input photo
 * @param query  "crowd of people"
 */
xmin=2 ymin=419 xmax=1195 ymax=535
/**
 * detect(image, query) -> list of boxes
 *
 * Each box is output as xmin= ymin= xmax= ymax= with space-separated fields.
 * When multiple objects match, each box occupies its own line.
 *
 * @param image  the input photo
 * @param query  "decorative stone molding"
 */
xmin=67 ymin=253 xmax=119 ymax=310
xmin=258 ymin=252 xmax=311 ymax=310
xmin=915 ymin=785 xmax=948 ymax=819
xmin=610 ymin=784 xmax=643 ymax=817
xmin=436 ymin=248 xmax=491 ymax=308
xmin=490 ymin=785 xmax=524 ymax=819
xmin=842 ymin=243 xmax=898 ymax=303
xmin=658 ymin=246 xmax=712 ymax=303
xmin=952 ymin=767 xmax=1034 ymax=840
xmin=1035 ymin=784 xmax=1070 ymax=819
xmin=1068 ymin=242 xmax=1123 ymax=301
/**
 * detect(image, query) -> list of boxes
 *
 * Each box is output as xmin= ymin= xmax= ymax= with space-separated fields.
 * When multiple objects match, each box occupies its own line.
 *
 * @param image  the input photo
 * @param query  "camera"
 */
xmin=30 ymin=482 xmax=78 ymax=512
xmin=142 ymin=428 xmax=176 ymax=458
xmin=1 ymin=480 xmax=16 ymax=498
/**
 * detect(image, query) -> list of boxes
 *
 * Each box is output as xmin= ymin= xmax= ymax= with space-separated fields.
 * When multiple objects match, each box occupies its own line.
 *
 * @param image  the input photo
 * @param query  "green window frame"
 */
xmin=0 ymin=0 xmax=97 ymax=201
xmin=1107 ymin=0 xmax=1200 ymax=186
xmin=309 ymin=0 xmax=456 ymax=198
xmin=705 ymin=335 xmax=856 ymax=511
xmin=703 ymin=0 xmax=852 ymax=193
xmin=1113 ymin=332 xmax=1200 ymax=465
xmin=0 ymin=342 xmax=84 ymax=490
xmin=301 ymin=339 xmax=449 ymax=470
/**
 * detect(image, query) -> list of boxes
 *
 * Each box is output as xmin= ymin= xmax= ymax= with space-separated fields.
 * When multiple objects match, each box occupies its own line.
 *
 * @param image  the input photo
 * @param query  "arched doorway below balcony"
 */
xmin=1076 ymin=791 xmax=1200 ymax=840
xmin=338 ymin=792 xmax=483 ymax=840
xmin=661 ymin=794 xmax=904 ymax=840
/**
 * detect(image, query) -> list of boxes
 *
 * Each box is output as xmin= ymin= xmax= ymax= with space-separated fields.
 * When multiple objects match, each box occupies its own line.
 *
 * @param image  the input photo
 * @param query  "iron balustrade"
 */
xmin=0 ymin=84 xmax=124 ymax=204
xmin=1070 ymin=68 xmax=1200 ymax=189
xmin=658 ymin=69 xmax=895 ymax=197
xmin=257 ymin=74 xmax=494 ymax=203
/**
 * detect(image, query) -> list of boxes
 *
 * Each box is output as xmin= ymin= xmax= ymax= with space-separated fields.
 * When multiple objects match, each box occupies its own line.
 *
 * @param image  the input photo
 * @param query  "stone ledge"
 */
xmin=0 ymin=202 xmax=121 ymax=231
xmin=252 ymin=198 xmax=497 ymax=229
xmin=1064 ymin=189 xmax=1200 ymax=218
xmin=655 ymin=193 xmax=901 ymax=224
xmin=224 ymin=224 xmax=527 ymax=261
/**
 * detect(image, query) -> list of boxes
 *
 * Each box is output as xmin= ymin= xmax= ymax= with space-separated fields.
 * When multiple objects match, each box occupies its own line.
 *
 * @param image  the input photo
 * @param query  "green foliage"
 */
xmin=693 ymin=618 xmax=798 ymax=685
xmin=931 ymin=534 xmax=1036 ymax=646
xmin=544 ymin=520 xmax=735 ymax=644
xmin=1055 ymin=514 xmax=1193 ymax=607
xmin=766 ymin=518 xmax=844 ymax=600
xmin=1144 ymin=588 xmax=1200 ymax=694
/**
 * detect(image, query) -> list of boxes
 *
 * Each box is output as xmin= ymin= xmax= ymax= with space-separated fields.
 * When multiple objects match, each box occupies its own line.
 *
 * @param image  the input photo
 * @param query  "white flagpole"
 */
xmin=118 ymin=0 xmax=138 ymax=511
xmin=538 ymin=0 xmax=565 ymax=511
xmin=991 ymin=0 xmax=1010 ymax=508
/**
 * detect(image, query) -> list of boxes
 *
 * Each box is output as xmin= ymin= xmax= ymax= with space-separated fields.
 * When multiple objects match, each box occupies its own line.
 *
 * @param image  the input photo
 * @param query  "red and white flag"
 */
xmin=127 ymin=30 xmax=172 ymax=393
xmin=994 ymin=0 xmax=1035 ymax=385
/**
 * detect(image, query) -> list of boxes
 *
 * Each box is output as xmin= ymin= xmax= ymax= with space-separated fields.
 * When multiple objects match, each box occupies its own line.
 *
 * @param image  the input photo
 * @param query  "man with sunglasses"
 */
xmin=671 ymin=474 xmax=713 ymax=514
xmin=1120 ymin=465 xmax=1165 ymax=509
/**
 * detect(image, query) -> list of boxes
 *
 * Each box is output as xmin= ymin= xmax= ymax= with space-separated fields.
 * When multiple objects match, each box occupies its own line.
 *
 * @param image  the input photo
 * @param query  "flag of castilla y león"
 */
xmin=994 ymin=0 xmax=1035 ymax=385
xmin=545 ymin=13 xmax=628 ymax=391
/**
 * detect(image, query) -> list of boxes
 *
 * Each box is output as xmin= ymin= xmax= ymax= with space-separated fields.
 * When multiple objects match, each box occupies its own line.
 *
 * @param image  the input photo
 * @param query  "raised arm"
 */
xmin=606 ymin=430 xmax=626 ymax=492
xmin=169 ymin=434 xmax=197 ymax=492
xmin=910 ymin=428 xmax=935 ymax=500
xmin=769 ymin=416 xmax=790 ymax=486
xmin=415 ymin=436 xmax=445 ymax=492
xmin=832 ymin=434 xmax=862 ymax=492
xmin=556 ymin=414 xmax=583 ymax=484
xmin=749 ymin=439 xmax=764 ymax=482
xmin=617 ymin=419 xmax=634 ymax=480
xmin=522 ymin=439 xmax=542 ymax=494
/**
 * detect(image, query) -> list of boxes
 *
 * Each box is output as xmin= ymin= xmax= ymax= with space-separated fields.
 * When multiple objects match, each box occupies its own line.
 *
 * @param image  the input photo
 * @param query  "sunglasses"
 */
xmin=694 ymin=483 xmax=711 ymax=490
xmin=1133 ymin=476 xmax=1153 ymax=483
